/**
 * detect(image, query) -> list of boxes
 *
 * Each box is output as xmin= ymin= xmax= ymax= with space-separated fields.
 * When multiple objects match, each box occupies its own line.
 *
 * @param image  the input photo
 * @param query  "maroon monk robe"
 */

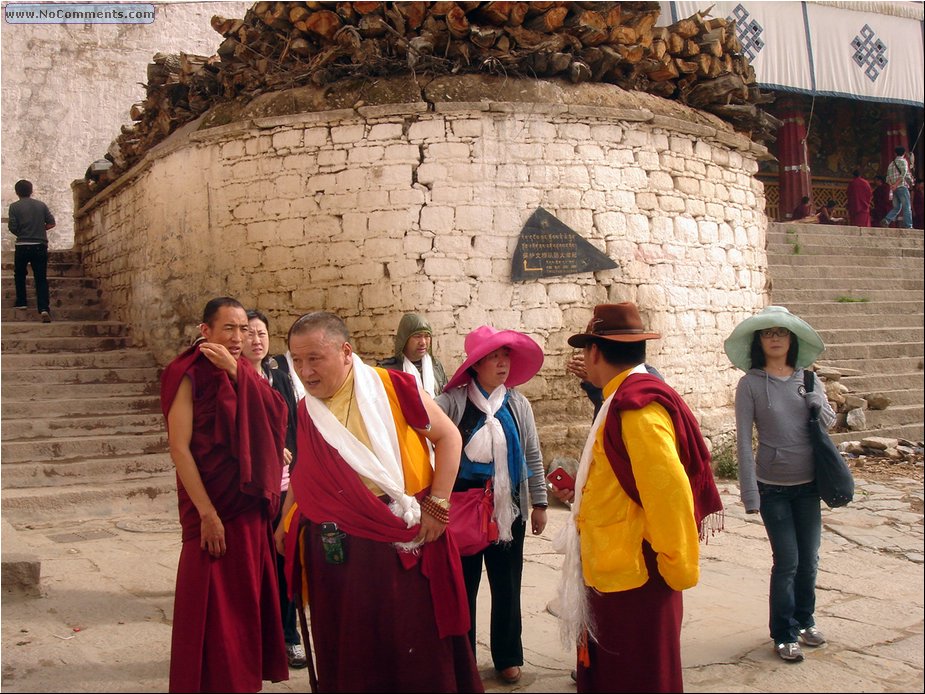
xmin=285 ymin=369 xmax=483 ymax=693
xmin=846 ymin=176 xmax=873 ymax=227
xmin=872 ymin=182 xmax=893 ymax=226
xmin=161 ymin=346 xmax=289 ymax=693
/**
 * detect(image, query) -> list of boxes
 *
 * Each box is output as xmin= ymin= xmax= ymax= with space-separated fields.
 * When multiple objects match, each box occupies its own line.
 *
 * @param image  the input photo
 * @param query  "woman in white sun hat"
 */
xmin=724 ymin=305 xmax=837 ymax=664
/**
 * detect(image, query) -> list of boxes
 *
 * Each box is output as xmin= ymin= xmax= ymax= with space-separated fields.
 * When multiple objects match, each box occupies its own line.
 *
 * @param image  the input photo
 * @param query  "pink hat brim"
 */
xmin=444 ymin=329 xmax=544 ymax=391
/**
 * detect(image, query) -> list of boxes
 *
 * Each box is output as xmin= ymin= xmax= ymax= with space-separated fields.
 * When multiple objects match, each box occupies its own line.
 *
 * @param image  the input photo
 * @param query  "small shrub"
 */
xmin=836 ymin=296 xmax=869 ymax=303
xmin=712 ymin=439 xmax=738 ymax=480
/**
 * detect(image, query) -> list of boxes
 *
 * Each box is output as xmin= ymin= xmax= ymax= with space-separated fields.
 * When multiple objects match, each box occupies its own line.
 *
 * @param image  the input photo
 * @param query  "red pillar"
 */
xmin=777 ymin=99 xmax=812 ymax=221
xmin=880 ymin=109 xmax=908 ymax=174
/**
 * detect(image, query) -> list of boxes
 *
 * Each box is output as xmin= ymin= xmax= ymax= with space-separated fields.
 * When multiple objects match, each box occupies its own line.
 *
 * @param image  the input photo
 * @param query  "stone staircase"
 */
xmin=1 ymin=250 xmax=175 ymax=526
xmin=767 ymin=223 xmax=925 ymax=444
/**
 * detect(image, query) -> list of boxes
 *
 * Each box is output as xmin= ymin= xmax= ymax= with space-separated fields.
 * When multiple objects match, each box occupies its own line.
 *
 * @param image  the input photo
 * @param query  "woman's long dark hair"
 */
xmin=749 ymin=329 xmax=799 ymax=369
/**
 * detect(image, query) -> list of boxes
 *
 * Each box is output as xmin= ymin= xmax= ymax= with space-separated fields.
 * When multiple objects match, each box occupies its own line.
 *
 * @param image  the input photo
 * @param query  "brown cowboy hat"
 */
xmin=567 ymin=302 xmax=661 ymax=347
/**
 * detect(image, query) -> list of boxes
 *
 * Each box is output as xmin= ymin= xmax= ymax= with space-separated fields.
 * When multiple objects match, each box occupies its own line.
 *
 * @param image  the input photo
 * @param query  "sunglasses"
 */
xmin=759 ymin=328 xmax=790 ymax=339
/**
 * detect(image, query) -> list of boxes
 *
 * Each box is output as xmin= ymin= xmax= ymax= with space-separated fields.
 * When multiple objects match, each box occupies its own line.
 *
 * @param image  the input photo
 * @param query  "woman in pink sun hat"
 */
xmin=436 ymin=325 xmax=548 ymax=685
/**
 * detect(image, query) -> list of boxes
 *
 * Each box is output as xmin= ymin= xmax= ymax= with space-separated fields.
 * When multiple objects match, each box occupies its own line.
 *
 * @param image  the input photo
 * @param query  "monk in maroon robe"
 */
xmin=846 ymin=170 xmax=872 ymax=226
xmin=872 ymin=175 xmax=893 ymax=227
xmin=278 ymin=311 xmax=483 ymax=693
xmin=162 ymin=297 xmax=289 ymax=693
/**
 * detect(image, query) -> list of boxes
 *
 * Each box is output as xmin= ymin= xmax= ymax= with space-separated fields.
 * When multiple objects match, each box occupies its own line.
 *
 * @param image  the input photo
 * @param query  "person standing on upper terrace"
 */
xmin=846 ymin=170 xmax=872 ymax=227
xmin=881 ymin=146 xmax=915 ymax=229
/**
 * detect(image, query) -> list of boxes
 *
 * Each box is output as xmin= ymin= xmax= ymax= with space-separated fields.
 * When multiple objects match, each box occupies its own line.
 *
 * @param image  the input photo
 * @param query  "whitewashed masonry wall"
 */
xmin=74 ymin=76 xmax=770 ymax=456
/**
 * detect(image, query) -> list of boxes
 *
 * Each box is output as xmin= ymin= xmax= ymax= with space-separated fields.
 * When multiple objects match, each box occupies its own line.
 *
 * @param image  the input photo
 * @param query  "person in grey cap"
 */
xmin=378 ymin=312 xmax=448 ymax=396
xmin=724 ymin=305 xmax=837 ymax=663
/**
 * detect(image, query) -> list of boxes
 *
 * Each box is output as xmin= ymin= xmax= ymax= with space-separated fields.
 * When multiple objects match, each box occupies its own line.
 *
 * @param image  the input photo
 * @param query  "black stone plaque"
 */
xmin=511 ymin=207 xmax=618 ymax=281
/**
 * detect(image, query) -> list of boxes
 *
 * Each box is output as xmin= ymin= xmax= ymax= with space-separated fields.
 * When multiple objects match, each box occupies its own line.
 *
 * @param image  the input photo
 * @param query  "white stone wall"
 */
xmin=74 ymin=87 xmax=769 ymax=454
xmin=1 ymin=1 xmax=249 ymax=250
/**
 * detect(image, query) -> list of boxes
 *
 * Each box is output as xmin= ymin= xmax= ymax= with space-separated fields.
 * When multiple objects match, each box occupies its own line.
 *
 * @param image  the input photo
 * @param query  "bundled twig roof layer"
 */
xmin=92 ymin=1 xmax=777 ymax=191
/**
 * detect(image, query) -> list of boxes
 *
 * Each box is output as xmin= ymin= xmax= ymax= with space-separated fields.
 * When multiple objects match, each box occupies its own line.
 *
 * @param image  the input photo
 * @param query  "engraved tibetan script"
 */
xmin=511 ymin=207 xmax=618 ymax=281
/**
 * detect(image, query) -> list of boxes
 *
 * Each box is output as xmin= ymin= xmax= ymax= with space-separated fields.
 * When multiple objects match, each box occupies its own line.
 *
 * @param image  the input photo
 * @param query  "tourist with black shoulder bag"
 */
xmin=724 ymin=306 xmax=838 ymax=664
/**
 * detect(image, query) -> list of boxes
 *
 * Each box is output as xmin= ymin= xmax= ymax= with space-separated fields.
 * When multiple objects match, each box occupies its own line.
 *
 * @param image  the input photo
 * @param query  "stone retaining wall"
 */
xmin=74 ymin=75 xmax=770 ymax=455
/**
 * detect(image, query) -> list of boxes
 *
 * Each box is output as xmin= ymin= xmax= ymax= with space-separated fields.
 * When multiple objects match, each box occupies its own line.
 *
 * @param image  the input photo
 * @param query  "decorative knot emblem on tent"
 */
xmin=851 ymin=25 xmax=888 ymax=82
xmin=728 ymin=4 xmax=765 ymax=61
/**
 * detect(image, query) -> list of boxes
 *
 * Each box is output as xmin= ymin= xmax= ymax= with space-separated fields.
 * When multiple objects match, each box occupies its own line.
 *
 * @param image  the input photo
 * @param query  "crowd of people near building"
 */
xmin=788 ymin=146 xmax=923 ymax=228
xmin=156 ymin=293 xmax=839 ymax=693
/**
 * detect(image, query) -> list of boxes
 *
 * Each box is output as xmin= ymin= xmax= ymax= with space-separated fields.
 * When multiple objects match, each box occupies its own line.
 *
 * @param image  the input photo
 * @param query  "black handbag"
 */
xmin=804 ymin=371 xmax=854 ymax=508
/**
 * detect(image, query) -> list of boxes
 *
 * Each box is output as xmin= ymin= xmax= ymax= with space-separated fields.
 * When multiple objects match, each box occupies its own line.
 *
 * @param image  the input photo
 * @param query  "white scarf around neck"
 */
xmin=303 ymin=354 xmax=422 ymax=537
xmin=464 ymin=381 xmax=519 ymax=541
xmin=403 ymin=353 xmax=436 ymax=397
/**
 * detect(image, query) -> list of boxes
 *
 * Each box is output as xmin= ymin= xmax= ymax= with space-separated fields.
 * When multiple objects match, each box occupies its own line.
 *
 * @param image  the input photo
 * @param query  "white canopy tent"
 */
xmin=661 ymin=1 xmax=924 ymax=106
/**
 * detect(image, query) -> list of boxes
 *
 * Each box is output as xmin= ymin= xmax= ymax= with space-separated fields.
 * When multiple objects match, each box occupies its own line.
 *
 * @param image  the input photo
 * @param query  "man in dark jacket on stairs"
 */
xmin=7 ymin=179 xmax=55 ymax=322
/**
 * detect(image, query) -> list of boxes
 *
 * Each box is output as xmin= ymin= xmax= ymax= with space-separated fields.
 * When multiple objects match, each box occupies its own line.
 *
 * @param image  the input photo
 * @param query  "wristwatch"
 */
xmin=427 ymin=495 xmax=451 ymax=511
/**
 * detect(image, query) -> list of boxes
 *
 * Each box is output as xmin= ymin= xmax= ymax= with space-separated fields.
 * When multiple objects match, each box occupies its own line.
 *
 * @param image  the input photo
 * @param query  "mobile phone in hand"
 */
xmin=546 ymin=467 xmax=576 ymax=491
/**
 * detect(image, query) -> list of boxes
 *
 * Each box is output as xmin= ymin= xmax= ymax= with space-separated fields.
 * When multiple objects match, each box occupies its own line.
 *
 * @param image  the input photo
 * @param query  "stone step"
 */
xmin=0 ymin=477 xmax=177 ymax=524
xmin=767 ymin=241 xmax=924 ymax=257
xmin=1 ymin=452 xmax=174 ymax=489
xmin=1 ymin=349 xmax=158 ymax=370
xmin=815 ymin=326 xmax=924 ymax=344
xmin=797 ymin=310 xmax=925 ymax=330
xmin=816 ymin=356 xmax=924 ymax=375
xmin=773 ymin=288 xmax=924 ymax=303
xmin=767 ymin=252 xmax=920 ymax=268
xmin=791 ymin=295 xmax=925 ymax=326
xmin=830 ymin=422 xmax=925 ymax=445
xmin=766 ymin=224 xmax=925 ymax=249
xmin=2 ymin=381 xmax=159 ymax=400
xmin=0 ymin=306 xmax=110 ymax=322
xmin=1 ymin=320 xmax=128 ymax=337
xmin=0 ymin=335 xmax=133 ymax=352
xmin=817 ymin=341 xmax=923 ymax=361
xmin=844 ymin=404 xmax=925 ymax=431
xmin=774 ymin=276 xmax=924 ymax=291
xmin=836 ymin=387 xmax=924 ymax=408
xmin=1 ymin=366 xmax=159 ymax=386
xmin=0 ymin=431 xmax=167 ymax=464
xmin=2 ymin=289 xmax=104 ymax=309
xmin=767 ymin=224 xmax=924 ymax=244
xmin=2 ymin=412 xmax=164 ymax=440
xmin=0 ymin=261 xmax=87 ymax=277
xmin=0 ymin=249 xmax=82 ymax=266
xmin=1 ymin=276 xmax=100 ymax=291
xmin=769 ymin=264 xmax=922 ymax=281
xmin=839 ymin=371 xmax=925 ymax=392
xmin=1 ymin=395 xmax=161 ymax=419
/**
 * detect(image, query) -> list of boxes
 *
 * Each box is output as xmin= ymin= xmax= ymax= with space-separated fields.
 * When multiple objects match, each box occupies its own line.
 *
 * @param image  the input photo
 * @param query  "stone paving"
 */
xmin=1 ymin=476 xmax=922 ymax=693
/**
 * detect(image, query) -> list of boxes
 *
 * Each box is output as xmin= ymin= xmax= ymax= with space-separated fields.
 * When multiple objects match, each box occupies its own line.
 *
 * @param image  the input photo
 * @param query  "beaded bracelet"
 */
xmin=420 ymin=496 xmax=449 ymax=524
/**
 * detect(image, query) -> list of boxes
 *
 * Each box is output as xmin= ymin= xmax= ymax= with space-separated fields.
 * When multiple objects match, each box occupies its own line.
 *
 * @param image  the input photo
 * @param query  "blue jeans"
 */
xmin=758 ymin=481 xmax=821 ymax=644
xmin=883 ymin=185 xmax=913 ymax=228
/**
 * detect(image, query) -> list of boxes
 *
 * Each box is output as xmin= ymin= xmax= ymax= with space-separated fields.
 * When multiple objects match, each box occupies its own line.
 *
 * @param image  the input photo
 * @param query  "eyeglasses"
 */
xmin=759 ymin=328 xmax=790 ymax=339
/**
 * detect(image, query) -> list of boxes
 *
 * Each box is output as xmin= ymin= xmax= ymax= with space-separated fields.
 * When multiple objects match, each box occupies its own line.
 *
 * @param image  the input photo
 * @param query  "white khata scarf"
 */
xmin=552 ymin=388 xmax=616 ymax=649
xmin=303 ymin=354 xmax=422 ymax=546
xmin=403 ymin=353 xmax=436 ymax=397
xmin=463 ymin=381 xmax=519 ymax=542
